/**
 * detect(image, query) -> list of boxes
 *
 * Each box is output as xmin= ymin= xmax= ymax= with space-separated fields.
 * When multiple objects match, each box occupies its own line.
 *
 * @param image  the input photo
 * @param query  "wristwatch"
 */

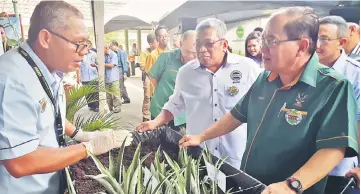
xmin=286 ymin=177 xmax=303 ymax=194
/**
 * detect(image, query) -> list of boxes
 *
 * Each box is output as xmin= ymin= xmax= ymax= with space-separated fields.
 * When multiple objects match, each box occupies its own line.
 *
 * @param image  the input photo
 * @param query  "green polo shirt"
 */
xmin=230 ymin=54 xmax=358 ymax=194
xmin=148 ymin=49 xmax=186 ymax=126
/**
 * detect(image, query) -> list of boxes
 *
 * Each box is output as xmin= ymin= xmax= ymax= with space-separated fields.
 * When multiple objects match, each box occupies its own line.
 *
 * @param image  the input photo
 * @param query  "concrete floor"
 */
xmin=75 ymin=68 xmax=144 ymax=132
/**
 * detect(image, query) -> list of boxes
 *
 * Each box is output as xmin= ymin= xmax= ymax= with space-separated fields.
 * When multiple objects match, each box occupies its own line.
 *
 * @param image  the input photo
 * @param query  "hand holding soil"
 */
xmin=179 ymin=134 xmax=204 ymax=148
xmin=136 ymin=120 xmax=158 ymax=132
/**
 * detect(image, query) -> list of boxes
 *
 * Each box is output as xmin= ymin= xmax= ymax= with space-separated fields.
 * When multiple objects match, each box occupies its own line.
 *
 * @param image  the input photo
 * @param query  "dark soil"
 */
xmin=69 ymin=139 xmax=172 ymax=194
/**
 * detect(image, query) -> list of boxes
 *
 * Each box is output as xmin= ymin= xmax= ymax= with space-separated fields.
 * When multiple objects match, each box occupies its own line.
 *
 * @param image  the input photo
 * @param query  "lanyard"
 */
xmin=18 ymin=47 xmax=65 ymax=147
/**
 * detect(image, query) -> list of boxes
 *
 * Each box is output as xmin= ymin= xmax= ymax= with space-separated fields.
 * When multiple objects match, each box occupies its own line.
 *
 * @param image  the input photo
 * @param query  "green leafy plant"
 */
xmin=65 ymin=79 xmax=120 ymax=131
xmin=86 ymin=140 xmax=233 ymax=194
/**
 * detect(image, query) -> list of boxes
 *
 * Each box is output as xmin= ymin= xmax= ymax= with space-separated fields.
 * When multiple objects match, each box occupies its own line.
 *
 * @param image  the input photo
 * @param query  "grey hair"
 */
xmin=271 ymin=6 xmax=319 ymax=54
xmin=196 ymin=18 xmax=227 ymax=39
xmin=28 ymin=1 xmax=84 ymax=44
xmin=181 ymin=30 xmax=196 ymax=41
xmin=319 ymin=16 xmax=348 ymax=38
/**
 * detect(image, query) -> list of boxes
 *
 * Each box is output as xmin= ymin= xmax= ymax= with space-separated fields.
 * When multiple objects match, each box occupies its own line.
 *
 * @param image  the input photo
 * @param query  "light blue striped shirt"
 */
xmin=0 ymin=41 xmax=65 ymax=194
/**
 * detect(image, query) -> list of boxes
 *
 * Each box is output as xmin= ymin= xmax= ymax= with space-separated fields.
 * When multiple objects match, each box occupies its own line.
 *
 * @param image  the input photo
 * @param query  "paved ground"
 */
xmin=76 ymin=68 xmax=144 ymax=132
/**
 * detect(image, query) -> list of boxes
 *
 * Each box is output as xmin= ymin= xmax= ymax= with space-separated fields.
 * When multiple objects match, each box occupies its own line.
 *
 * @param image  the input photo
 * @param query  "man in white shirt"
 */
xmin=136 ymin=18 xmax=261 ymax=168
xmin=317 ymin=15 xmax=360 ymax=193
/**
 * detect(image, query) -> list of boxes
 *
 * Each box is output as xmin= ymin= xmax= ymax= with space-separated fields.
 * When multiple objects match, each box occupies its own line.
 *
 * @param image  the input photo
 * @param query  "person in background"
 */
xmin=139 ymin=32 xmax=159 ymax=121
xmin=0 ymin=1 xmax=130 ymax=194
xmin=80 ymin=42 xmax=99 ymax=112
xmin=172 ymin=33 xmax=181 ymax=49
xmin=254 ymin=27 xmax=263 ymax=33
xmin=104 ymin=45 xmax=122 ymax=113
xmin=179 ymin=7 xmax=358 ymax=194
xmin=0 ymin=26 xmax=11 ymax=52
xmin=345 ymin=22 xmax=360 ymax=61
xmin=245 ymin=31 xmax=263 ymax=67
xmin=145 ymin=25 xmax=169 ymax=96
xmin=316 ymin=15 xmax=360 ymax=193
xmin=110 ymin=40 xmax=130 ymax=104
xmin=120 ymin=44 xmax=130 ymax=77
xmin=129 ymin=43 xmax=138 ymax=76
xmin=137 ymin=19 xmax=261 ymax=168
xmin=145 ymin=30 xmax=197 ymax=133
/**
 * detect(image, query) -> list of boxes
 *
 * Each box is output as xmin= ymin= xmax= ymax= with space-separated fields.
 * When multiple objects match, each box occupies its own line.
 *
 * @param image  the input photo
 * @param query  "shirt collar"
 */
xmin=268 ymin=53 xmax=319 ymax=88
xmin=191 ymin=51 xmax=237 ymax=70
xmin=332 ymin=49 xmax=347 ymax=73
xmin=20 ymin=41 xmax=57 ymax=90
xmin=350 ymin=42 xmax=360 ymax=55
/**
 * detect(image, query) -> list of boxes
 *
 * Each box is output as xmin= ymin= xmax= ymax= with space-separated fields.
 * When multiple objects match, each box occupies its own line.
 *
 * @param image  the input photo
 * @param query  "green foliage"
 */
xmin=65 ymin=79 xmax=120 ymax=131
xmin=87 ymin=143 xmax=232 ymax=194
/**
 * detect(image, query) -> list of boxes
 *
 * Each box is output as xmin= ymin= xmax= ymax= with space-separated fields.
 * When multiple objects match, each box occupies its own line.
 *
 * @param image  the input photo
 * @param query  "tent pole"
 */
xmin=90 ymin=0 xmax=108 ymax=112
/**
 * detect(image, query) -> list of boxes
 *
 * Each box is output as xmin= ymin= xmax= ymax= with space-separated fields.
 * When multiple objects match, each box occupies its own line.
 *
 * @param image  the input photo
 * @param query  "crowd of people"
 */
xmin=136 ymin=6 xmax=360 ymax=194
xmin=0 ymin=1 xmax=360 ymax=194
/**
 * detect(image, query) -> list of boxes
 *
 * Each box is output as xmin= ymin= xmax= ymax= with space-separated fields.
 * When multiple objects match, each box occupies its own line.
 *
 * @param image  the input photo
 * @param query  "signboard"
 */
xmin=236 ymin=26 xmax=245 ymax=39
xmin=0 ymin=15 xmax=23 ymax=48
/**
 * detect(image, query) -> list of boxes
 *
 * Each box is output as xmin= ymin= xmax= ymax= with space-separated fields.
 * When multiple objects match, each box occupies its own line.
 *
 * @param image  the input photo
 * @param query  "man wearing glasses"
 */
xmin=137 ymin=19 xmax=261 ymax=169
xmin=179 ymin=7 xmax=358 ymax=194
xmin=137 ymin=30 xmax=197 ymax=134
xmin=317 ymin=15 xmax=360 ymax=194
xmin=0 ymin=1 xmax=130 ymax=194
xmin=145 ymin=25 xmax=169 ymax=97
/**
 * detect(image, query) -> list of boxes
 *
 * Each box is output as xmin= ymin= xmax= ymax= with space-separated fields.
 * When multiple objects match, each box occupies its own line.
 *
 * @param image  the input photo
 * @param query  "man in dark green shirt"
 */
xmin=179 ymin=7 xmax=358 ymax=194
xmin=147 ymin=30 xmax=196 ymax=132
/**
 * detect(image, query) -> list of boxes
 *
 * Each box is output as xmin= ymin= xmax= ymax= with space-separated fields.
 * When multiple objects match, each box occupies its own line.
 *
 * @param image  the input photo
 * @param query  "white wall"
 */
xmin=226 ymin=15 xmax=269 ymax=56
xmin=167 ymin=15 xmax=270 ymax=55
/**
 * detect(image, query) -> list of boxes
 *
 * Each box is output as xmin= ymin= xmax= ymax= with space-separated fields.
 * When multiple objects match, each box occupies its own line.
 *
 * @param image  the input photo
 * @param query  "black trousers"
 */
xmin=82 ymin=81 xmax=99 ymax=109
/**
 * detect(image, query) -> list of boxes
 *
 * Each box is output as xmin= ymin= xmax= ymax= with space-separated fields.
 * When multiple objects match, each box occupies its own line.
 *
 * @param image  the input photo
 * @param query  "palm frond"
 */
xmin=74 ymin=112 xmax=121 ymax=132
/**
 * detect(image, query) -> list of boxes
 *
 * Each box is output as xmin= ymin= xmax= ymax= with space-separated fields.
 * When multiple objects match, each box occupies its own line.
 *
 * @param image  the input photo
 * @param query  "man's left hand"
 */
xmin=261 ymin=181 xmax=296 ymax=194
xmin=346 ymin=167 xmax=360 ymax=188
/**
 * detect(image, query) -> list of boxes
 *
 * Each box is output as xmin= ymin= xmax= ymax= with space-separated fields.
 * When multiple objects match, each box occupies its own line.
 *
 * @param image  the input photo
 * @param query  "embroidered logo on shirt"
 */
xmin=294 ymin=93 xmax=308 ymax=108
xmin=39 ymin=98 xmax=47 ymax=113
xmin=228 ymin=86 xmax=239 ymax=96
xmin=285 ymin=109 xmax=303 ymax=125
xmin=230 ymin=70 xmax=242 ymax=83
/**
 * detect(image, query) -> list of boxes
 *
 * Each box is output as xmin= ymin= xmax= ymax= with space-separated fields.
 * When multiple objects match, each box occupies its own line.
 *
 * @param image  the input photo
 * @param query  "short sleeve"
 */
xmin=0 ymin=78 xmax=39 ymax=160
xmin=111 ymin=53 xmax=118 ymax=66
xmin=230 ymin=83 xmax=255 ymax=123
xmin=316 ymin=80 xmax=358 ymax=157
xmin=139 ymin=51 xmax=147 ymax=71
xmin=148 ymin=53 xmax=167 ymax=80
xmin=163 ymin=68 xmax=185 ymax=116
xmin=145 ymin=54 xmax=156 ymax=73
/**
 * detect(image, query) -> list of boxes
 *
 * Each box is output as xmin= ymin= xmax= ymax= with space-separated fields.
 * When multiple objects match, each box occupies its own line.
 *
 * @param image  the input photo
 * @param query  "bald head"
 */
xmin=180 ymin=30 xmax=196 ymax=63
xmin=344 ymin=22 xmax=360 ymax=55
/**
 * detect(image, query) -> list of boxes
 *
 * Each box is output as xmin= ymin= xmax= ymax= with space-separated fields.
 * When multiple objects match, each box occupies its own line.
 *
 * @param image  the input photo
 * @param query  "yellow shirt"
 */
xmin=139 ymin=48 xmax=151 ymax=71
xmin=145 ymin=47 xmax=167 ymax=95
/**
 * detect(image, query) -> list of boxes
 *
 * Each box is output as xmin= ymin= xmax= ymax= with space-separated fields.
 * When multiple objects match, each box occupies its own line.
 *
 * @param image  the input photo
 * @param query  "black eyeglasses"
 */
xmin=194 ymin=39 xmax=224 ymax=49
xmin=47 ymin=29 xmax=90 ymax=53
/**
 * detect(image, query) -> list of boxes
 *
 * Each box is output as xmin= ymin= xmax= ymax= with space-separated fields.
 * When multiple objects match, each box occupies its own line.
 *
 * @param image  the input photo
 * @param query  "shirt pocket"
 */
xmin=224 ymin=83 xmax=249 ymax=109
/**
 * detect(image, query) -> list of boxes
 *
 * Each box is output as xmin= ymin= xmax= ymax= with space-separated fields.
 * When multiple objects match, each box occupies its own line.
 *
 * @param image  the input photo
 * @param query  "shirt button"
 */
xmin=214 ymin=119 xmax=217 ymax=122
xmin=215 ymin=104 xmax=217 ymax=106
xmin=214 ymin=89 xmax=217 ymax=92
xmin=215 ymin=147 xmax=218 ymax=150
